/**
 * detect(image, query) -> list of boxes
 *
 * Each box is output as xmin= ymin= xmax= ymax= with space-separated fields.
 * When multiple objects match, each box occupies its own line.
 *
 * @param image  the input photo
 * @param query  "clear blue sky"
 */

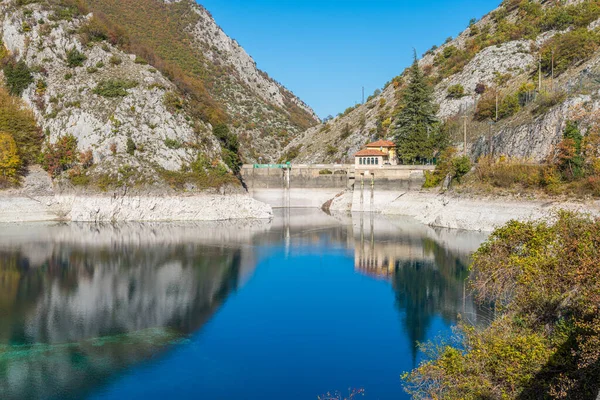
xmin=200 ymin=0 xmax=500 ymax=119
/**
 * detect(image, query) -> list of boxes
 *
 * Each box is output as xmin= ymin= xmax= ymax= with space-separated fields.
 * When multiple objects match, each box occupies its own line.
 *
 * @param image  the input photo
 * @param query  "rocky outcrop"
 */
xmin=189 ymin=4 xmax=317 ymax=121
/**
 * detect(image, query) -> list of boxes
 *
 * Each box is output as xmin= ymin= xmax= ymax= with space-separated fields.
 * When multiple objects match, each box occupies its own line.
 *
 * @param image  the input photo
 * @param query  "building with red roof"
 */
xmin=354 ymin=140 xmax=398 ymax=169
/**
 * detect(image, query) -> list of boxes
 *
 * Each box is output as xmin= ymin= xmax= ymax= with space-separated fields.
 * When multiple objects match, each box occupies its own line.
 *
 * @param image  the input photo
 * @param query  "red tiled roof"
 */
xmin=354 ymin=149 xmax=387 ymax=157
xmin=366 ymin=140 xmax=395 ymax=148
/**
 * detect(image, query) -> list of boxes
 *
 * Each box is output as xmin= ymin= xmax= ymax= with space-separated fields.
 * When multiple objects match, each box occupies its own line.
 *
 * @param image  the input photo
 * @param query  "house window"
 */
xmin=376 ymin=158 xmax=379 ymax=165
xmin=359 ymin=158 xmax=363 ymax=165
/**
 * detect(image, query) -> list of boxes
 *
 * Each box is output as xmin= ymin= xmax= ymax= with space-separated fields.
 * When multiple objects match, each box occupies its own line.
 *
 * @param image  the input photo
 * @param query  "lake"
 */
xmin=0 ymin=210 xmax=490 ymax=400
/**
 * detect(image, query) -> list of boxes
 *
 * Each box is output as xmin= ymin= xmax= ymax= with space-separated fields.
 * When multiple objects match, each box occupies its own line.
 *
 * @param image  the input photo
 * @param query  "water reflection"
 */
xmin=0 ymin=221 xmax=269 ymax=400
xmin=0 ymin=211 xmax=489 ymax=400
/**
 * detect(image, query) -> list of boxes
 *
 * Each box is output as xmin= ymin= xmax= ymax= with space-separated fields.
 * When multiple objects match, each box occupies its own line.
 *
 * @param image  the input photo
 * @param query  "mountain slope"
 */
xmin=286 ymin=0 xmax=600 ymax=164
xmin=0 ymin=0 xmax=318 ymax=192
xmin=81 ymin=0 xmax=319 ymax=161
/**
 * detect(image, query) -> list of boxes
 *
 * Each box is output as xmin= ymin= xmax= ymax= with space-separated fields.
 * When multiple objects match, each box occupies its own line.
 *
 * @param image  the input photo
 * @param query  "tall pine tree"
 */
xmin=393 ymin=52 xmax=442 ymax=164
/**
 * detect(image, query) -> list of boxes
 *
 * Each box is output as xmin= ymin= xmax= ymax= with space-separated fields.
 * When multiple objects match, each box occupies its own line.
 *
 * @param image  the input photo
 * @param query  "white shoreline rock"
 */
xmin=381 ymin=191 xmax=600 ymax=232
xmin=0 ymin=195 xmax=273 ymax=222
xmin=325 ymin=188 xmax=600 ymax=232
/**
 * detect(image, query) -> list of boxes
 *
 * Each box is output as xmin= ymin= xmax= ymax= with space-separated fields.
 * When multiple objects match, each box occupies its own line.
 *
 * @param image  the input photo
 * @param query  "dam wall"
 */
xmin=241 ymin=164 xmax=434 ymax=209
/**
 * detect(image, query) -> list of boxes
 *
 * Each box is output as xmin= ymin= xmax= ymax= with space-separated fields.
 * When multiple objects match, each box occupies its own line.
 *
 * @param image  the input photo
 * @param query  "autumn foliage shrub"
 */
xmin=0 ymin=133 xmax=21 ymax=185
xmin=404 ymin=211 xmax=600 ymax=399
xmin=0 ymin=87 xmax=43 ymax=166
xmin=42 ymin=134 xmax=79 ymax=177
xmin=475 ymin=155 xmax=545 ymax=188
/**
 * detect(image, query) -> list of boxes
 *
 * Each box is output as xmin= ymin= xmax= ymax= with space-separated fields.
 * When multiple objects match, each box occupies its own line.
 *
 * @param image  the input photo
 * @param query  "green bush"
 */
xmin=163 ymin=92 xmax=183 ymax=113
xmin=213 ymin=124 xmax=241 ymax=174
xmin=126 ymin=137 xmax=137 ymax=155
xmin=66 ymin=48 xmax=86 ymax=67
xmin=541 ymin=28 xmax=600 ymax=76
xmin=159 ymin=154 xmax=238 ymax=190
xmin=532 ymin=90 xmax=567 ymax=116
xmin=164 ymin=137 xmax=182 ymax=149
xmin=278 ymin=145 xmax=302 ymax=163
xmin=475 ymin=92 xmax=520 ymax=121
xmin=3 ymin=59 xmax=33 ymax=96
xmin=452 ymin=156 xmax=471 ymax=182
xmin=93 ymin=79 xmax=138 ymax=97
xmin=447 ymin=84 xmax=465 ymax=98
xmin=109 ymin=55 xmax=122 ymax=66
xmin=326 ymin=144 xmax=337 ymax=156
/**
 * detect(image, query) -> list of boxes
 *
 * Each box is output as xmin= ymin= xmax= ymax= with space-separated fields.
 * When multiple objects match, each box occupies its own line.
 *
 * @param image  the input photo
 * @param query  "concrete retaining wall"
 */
xmin=241 ymin=164 xmax=434 ymax=208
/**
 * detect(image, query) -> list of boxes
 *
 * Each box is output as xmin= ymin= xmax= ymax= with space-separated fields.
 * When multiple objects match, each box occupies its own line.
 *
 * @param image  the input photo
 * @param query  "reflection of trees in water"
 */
xmin=0 ymin=243 xmax=242 ymax=400
xmin=392 ymin=238 xmax=488 ymax=366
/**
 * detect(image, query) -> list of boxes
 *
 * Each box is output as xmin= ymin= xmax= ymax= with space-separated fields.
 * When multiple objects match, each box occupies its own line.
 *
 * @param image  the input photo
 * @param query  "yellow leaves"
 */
xmin=0 ymin=132 xmax=21 ymax=184
xmin=0 ymin=86 xmax=42 ymax=164
xmin=0 ymin=39 xmax=7 ymax=61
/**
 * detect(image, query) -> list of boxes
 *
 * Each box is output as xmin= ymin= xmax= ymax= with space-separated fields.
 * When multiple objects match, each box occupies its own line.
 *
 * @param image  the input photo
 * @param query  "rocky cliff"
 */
xmin=0 ymin=0 xmax=318 ymax=195
xmin=286 ymin=0 xmax=600 ymax=164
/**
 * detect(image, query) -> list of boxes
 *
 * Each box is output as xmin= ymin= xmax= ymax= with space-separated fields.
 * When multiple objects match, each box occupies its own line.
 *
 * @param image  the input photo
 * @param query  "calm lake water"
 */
xmin=0 ymin=210 xmax=489 ymax=400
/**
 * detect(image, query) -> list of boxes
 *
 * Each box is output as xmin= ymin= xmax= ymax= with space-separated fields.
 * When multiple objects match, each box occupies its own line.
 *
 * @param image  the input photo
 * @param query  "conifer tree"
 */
xmin=393 ymin=52 xmax=442 ymax=164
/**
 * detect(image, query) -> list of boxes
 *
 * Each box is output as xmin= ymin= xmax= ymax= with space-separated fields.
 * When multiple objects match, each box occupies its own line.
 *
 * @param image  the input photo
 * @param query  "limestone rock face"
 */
xmin=189 ymin=5 xmax=316 ymax=120
xmin=182 ymin=1 xmax=319 ymax=162
xmin=0 ymin=0 xmax=319 ymax=188
xmin=434 ymin=40 xmax=535 ymax=119
xmin=1 ymin=4 xmax=221 ymax=179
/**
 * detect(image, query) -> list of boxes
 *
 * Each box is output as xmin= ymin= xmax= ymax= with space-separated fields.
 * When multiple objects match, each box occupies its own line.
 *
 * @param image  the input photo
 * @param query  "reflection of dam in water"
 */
xmin=0 ymin=212 xmax=489 ymax=400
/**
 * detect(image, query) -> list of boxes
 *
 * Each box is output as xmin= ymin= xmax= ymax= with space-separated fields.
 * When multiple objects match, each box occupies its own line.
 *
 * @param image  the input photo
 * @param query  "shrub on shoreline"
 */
xmin=403 ymin=211 xmax=600 ymax=399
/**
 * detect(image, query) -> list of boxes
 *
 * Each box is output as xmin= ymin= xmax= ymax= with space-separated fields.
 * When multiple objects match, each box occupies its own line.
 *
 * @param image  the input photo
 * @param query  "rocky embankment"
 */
xmin=0 ymin=167 xmax=272 ymax=222
xmin=328 ymin=188 xmax=600 ymax=232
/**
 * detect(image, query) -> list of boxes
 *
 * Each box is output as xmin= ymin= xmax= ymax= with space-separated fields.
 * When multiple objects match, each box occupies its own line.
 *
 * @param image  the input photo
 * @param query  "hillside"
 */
xmin=0 ymin=0 xmax=318 ymax=192
xmin=285 ymin=0 xmax=600 ymax=165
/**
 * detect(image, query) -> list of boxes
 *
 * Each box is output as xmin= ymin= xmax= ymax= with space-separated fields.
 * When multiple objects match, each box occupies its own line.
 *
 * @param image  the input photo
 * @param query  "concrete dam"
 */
xmin=240 ymin=164 xmax=434 ymax=211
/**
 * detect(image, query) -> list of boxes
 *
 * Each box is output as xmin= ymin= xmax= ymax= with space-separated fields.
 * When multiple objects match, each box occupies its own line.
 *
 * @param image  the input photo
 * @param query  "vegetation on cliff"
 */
xmin=428 ymin=116 xmax=600 ymax=197
xmin=0 ymin=86 xmax=43 ymax=186
xmin=404 ymin=211 xmax=600 ymax=399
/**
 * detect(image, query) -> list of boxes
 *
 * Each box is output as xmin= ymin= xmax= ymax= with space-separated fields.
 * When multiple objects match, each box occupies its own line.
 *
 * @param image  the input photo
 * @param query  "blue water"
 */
xmin=0 ymin=210 xmax=488 ymax=400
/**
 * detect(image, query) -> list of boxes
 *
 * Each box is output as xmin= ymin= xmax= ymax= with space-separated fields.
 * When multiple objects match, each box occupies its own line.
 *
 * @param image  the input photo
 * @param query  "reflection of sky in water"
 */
xmin=0 ymin=210 xmax=489 ymax=400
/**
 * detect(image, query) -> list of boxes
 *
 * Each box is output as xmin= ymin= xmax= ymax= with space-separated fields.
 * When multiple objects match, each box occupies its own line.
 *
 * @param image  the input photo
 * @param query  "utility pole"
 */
xmin=538 ymin=53 xmax=542 ymax=92
xmin=463 ymin=114 xmax=468 ymax=156
xmin=362 ymin=86 xmax=365 ymax=104
xmin=495 ymin=91 xmax=499 ymax=122
xmin=488 ymin=121 xmax=494 ymax=156
xmin=551 ymin=49 xmax=555 ymax=92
